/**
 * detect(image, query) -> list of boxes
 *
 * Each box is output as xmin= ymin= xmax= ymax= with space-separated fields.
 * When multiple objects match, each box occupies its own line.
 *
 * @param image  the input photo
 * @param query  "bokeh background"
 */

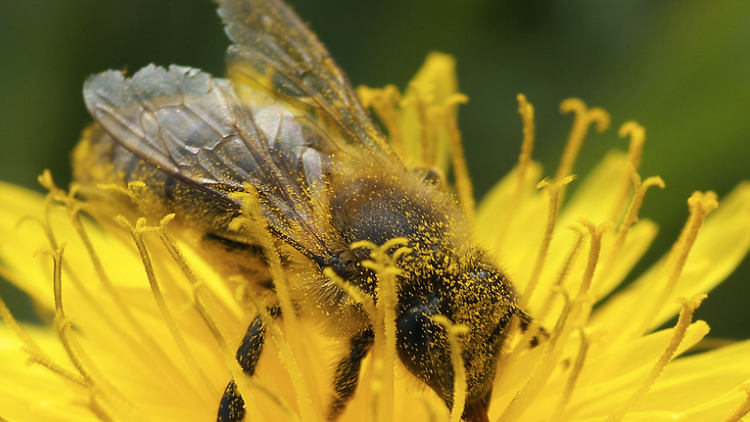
xmin=1 ymin=0 xmax=749 ymax=338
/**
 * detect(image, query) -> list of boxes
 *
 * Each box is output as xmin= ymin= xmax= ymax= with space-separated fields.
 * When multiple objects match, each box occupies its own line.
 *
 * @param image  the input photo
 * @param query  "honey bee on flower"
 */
xmin=2 ymin=1 xmax=750 ymax=422
xmin=73 ymin=0 xmax=533 ymax=420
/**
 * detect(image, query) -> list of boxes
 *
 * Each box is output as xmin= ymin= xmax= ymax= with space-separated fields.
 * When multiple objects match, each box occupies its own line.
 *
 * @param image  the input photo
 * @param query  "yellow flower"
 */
xmin=2 ymin=52 xmax=750 ymax=422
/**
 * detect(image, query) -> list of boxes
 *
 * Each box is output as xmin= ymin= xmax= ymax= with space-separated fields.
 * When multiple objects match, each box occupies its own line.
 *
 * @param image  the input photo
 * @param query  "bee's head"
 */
xmin=395 ymin=263 xmax=518 ymax=421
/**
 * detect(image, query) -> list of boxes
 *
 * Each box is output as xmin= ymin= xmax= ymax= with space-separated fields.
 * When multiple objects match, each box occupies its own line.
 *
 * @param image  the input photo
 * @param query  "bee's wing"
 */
xmin=218 ymin=0 xmax=391 ymax=155
xmin=84 ymin=65 xmax=335 ymax=257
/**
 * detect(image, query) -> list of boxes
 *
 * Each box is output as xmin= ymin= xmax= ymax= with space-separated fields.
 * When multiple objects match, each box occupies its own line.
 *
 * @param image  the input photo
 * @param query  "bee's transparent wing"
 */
xmin=218 ymin=0 xmax=391 ymax=155
xmin=84 ymin=65 xmax=334 ymax=257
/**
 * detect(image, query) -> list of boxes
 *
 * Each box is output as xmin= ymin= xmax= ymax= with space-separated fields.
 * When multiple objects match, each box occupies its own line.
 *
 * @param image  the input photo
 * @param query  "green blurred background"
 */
xmin=1 ymin=0 xmax=748 ymax=338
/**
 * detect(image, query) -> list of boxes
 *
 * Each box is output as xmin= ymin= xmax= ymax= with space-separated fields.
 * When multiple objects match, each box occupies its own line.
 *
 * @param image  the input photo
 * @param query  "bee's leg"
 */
xmin=217 ymin=305 xmax=281 ymax=422
xmin=327 ymin=326 xmax=375 ymax=421
xmin=217 ymin=380 xmax=244 ymax=422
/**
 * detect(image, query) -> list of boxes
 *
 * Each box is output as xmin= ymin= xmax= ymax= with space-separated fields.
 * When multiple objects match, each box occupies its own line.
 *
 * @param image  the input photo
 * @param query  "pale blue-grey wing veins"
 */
xmin=217 ymin=0 xmax=393 ymax=157
xmin=83 ymin=64 xmax=332 ymax=257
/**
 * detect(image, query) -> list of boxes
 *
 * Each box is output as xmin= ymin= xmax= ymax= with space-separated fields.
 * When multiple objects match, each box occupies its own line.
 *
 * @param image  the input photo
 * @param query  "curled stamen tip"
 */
xmin=619 ymin=121 xmax=645 ymax=142
xmin=642 ymin=176 xmax=666 ymax=190
xmin=159 ymin=213 xmax=176 ymax=227
xmin=517 ymin=94 xmax=534 ymax=116
xmin=38 ymin=170 xmax=57 ymax=191
xmin=577 ymin=219 xmax=611 ymax=236
xmin=566 ymin=225 xmax=586 ymax=235
xmin=588 ymin=108 xmax=611 ymax=132
xmin=679 ymin=293 xmax=707 ymax=310
xmin=559 ymin=174 xmax=577 ymax=186
xmin=560 ymin=98 xmax=586 ymax=115
xmin=115 ymin=215 xmax=132 ymax=228
xmin=688 ymin=191 xmax=719 ymax=213
xmin=135 ymin=217 xmax=149 ymax=230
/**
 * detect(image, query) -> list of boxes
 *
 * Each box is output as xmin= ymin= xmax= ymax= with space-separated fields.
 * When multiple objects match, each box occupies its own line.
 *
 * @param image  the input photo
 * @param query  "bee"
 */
xmin=73 ymin=0 xmax=533 ymax=421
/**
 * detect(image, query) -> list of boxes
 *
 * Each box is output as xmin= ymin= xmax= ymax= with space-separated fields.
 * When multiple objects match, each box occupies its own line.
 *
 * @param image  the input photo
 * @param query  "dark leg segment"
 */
xmin=236 ymin=315 xmax=266 ymax=375
xmin=327 ymin=326 xmax=375 ymax=421
xmin=217 ymin=306 xmax=281 ymax=422
xmin=217 ymin=380 xmax=245 ymax=422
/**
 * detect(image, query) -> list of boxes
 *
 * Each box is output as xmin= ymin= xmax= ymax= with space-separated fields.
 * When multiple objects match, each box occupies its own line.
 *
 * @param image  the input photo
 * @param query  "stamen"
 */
xmin=353 ymin=237 xmax=410 ymax=422
xmin=636 ymin=192 xmax=718 ymax=336
xmin=576 ymin=219 xmax=610 ymax=297
xmin=35 ymin=179 xmax=138 ymax=347
xmin=116 ymin=216 xmax=216 ymax=403
xmin=370 ymin=358 xmax=384 ymax=422
xmin=531 ymin=227 xmax=586 ymax=331
xmin=498 ymin=290 xmax=576 ymax=422
xmin=722 ymin=384 xmax=750 ymax=422
xmin=596 ymin=174 xmax=664 ymax=295
xmin=407 ymin=81 xmax=435 ymax=167
xmin=556 ymin=98 xmax=610 ymax=183
xmin=433 ymin=315 xmax=469 ymax=422
xmin=323 ymin=267 xmax=375 ymax=315
xmin=97 ymin=181 xmax=147 ymax=208
xmin=234 ymin=279 xmax=303 ymax=422
xmin=501 ymin=214 xmax=608 ymax=422
xmin=547 ymin=328 xmax=591 ymax=422
xmin=189 ymin=281 xmax=285 ymax=422
xmin=230 ymin=186 xmax=316 ymax=422
xmin=45 ymin=245 xmax=148 ymax=422
xmin=443 ymin=94 xmax=475 ymax=222
xmin=23 ymin=348 xmax=86 ymax=386
xmin=357 ymin=85 xmax=407 ymax=160
xmin=494 ymin=94 xmax=536 ymax=254
xmin=0 ymin=292 xmax=49 ymax=362
xmin=516 ymin=94 xmax=536 ymax=188
xmin=576 ymin=219 xmax=611 ymax=325
xmin=520 ymin=176 xmax=575 ymax=308
xmin=87 ymin=394 xmax=116 ymax=422
xmin=608 ymin=122 xmax=646 ymax=223
xmin=605 ymin=294 xmax=706 ymax=422
xmin=68 ymin=200 xmax=197 ymax=401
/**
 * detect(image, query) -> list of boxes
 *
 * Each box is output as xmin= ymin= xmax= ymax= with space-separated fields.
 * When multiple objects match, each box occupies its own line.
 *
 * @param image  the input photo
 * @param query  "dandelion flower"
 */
xmin=2 ymin=2 xmax=750 ymax=422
